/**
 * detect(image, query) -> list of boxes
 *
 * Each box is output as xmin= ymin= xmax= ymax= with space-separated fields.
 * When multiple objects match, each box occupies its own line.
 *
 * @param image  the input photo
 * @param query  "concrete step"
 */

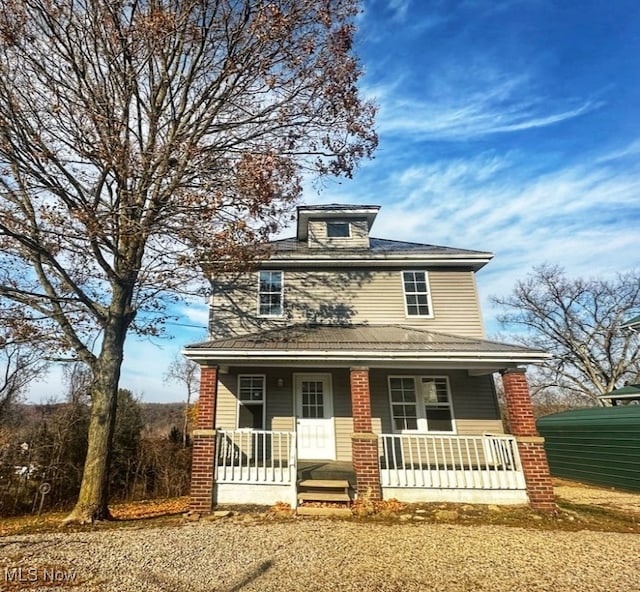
xmin=298 ymin=491 xmax=351 ymax=503
xmin=297 ymin=477 xmax=352 ymax=506
xmin=297 ymin=506 xmax=353 ymax=518
xmin=298 ymin=479 xmax=350 ymax=490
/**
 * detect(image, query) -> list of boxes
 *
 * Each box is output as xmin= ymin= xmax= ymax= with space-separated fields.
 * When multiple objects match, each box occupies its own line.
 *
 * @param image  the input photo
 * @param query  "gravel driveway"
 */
xmin=2 ymin=519 xmax=640 ymax=592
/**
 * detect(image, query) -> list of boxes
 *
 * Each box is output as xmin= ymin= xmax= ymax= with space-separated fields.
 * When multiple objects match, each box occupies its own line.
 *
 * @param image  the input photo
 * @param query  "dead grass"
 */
xmin=0 ymin=497 xmax=189 ymax=537
xmin=1 ymin=482 xmax=639 ymax=537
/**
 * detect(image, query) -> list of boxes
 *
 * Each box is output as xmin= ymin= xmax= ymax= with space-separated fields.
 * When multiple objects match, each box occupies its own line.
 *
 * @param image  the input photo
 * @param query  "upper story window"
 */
xmin=388 ymin=376 xmax=454 ymax=433
xmin=402 ymin=271 xmax=433 ymax=317
xmin=326 ymin=221 xmax=350 ymax=238
xmin=258 ymin=271 xmax=283 ymax=317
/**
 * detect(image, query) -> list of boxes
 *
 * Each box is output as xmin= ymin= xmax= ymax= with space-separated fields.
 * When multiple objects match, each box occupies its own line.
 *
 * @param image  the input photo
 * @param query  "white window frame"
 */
xmin=401 ymin=270 xmax=434 ymax=318
xmin=257 ymin=270 xmax=284 ymax=318
xmin=236 ymin=374 xmax=266 ymax=430
xmin=387 ymin=375 xmax=456 ymax=434
xmin=326 ymin=221 xmax=351 ymax=238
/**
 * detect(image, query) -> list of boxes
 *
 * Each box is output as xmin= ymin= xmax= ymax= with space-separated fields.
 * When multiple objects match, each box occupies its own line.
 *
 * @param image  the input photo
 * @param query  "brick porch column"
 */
xmin=189 ymin=364 xmax=219 ymax=514
xmin=350 ymin=367 xmax=382 ymax=501
xmin=501 ymin=368 xmax=556 ymax=512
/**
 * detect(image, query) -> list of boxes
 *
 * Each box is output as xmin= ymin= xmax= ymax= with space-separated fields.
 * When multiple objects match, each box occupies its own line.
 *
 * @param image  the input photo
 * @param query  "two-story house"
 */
xmin=185 ymin=204 xmax=555 ymax=513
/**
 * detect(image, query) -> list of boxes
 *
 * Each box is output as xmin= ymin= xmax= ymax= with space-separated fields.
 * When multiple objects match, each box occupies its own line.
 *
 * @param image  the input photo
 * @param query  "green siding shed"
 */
xmin=536 ymin=406 xmax=640 ymax=491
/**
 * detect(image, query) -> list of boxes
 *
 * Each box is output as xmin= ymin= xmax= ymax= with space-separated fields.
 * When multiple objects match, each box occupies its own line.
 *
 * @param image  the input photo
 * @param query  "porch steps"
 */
xmin=298 ymin=491 xmax=351 ymax=502
xmin=296 ymin=506 xmax=353 ymax=518
xmin=297 ymin=479 xmax=352 ymax=510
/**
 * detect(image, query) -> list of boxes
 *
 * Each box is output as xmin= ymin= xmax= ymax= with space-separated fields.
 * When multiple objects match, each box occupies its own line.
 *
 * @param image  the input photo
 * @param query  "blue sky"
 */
xmin=28 ymin=0 xmax=640 ymax=403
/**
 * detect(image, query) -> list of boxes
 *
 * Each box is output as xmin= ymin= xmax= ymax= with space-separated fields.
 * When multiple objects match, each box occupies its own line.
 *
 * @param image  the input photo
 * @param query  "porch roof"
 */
xmin=183 ymin=324 xmax=550 ymax=371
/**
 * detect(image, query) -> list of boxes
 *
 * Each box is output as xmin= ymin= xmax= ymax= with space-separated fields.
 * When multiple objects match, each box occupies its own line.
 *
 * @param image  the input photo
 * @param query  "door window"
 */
xmin=301 ymin=380 xmax=324 ymax=419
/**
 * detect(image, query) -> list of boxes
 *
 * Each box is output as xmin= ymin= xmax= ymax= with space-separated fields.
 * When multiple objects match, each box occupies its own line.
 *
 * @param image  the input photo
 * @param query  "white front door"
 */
xmin=295 ymin=374 xmax=336 ymax=460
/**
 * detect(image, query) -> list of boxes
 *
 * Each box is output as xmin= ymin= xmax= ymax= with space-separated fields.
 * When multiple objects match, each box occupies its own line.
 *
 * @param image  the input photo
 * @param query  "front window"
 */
xmin=402 ymin=271 xmax=432 ymax=317
xmin=388 ymin=376 xmax=454 ymax=432
xmin=237 ymin=375 xmax=265 ymax=429
xmin=389 ymin=377 xmax=418 ymax=430
xmin=258 ymin=271 xmax=283 ymax=317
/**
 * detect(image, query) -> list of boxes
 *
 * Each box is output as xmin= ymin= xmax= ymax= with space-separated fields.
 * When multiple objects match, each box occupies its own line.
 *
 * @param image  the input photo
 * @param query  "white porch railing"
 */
xmin=379 ymin=433 xmax=526 ymax=490
xmin=215 ymin=429 xmax=297 ymax=485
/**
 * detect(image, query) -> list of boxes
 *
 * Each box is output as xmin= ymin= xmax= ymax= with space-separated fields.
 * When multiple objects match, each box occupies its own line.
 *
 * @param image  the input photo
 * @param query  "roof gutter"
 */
xmin=263 ymin=256 xmax=493 ymax=271
xmin=183 ymin=348 xmax=550 ymax=365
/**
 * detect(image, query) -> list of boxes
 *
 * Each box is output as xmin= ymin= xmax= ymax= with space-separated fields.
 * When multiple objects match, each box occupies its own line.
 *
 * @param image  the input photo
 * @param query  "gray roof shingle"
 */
xmin=270 ymin=237 xmax=490 ymax=259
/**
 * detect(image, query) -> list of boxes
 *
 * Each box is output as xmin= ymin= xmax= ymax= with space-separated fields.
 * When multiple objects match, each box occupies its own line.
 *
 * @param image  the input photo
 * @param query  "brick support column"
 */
xmin=189 ymin=365 xmax=219 ymax=514
xmin=501 ymin=368 xmax=556 ymax=512
xmin=350 ymin=367 xmax=382 ymax=501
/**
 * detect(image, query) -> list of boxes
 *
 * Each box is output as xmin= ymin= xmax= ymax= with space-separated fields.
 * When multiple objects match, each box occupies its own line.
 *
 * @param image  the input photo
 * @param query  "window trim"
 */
xmin=401 ymin=270 xmax=434 ymax=318
xmin=257 ymin=270 xmax=284 ymax=318
xmin=326 ymin=220 xmax=351 ymax=239
xmin=236 ymin=374 xmax=267 ymax=430
xmin=387 ymin=375 xmax=456 ymax=434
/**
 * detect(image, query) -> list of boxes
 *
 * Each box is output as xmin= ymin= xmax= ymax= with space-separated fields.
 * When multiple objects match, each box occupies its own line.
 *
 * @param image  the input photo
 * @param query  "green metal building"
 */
xmin=537 ymin=406 xmax=640 ymax=491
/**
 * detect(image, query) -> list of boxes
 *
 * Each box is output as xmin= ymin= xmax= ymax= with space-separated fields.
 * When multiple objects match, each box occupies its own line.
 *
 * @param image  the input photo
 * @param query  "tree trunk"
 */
xmin=62 ymin=311 xmax=130 ymax=524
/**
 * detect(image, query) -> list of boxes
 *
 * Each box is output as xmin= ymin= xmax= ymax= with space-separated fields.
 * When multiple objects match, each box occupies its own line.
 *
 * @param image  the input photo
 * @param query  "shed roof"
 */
xmin=621 ymin=314 xmax=640 ymax=330
xmin=598 ymin=384 xmax=640 ymax=401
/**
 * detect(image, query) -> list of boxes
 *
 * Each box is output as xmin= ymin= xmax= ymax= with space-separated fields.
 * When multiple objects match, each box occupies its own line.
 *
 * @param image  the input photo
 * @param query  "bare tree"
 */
xmin=493 ymin=264 xmax=640 ymax=405
xmin=164 ymin=356 xmax=199 ymax=447
xmin=0 ymin=0 xmax=376 ymax=523
xmin=0 ymin=331 xmax=46 ymax=425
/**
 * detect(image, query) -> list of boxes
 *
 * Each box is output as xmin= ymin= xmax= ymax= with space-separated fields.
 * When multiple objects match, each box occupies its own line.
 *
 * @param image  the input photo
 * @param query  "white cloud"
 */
xmin=388 ymin=0 xmax=411 ymax=21
xmin=364 ymin=53 xmax=602 ymax=142
xmin=175 ymin=299 xmax=209 ymax=327
xmin=326 ymin=140 xmax=640 ymax=334
xmin=377 ymin=91 xmax=600 ymax=141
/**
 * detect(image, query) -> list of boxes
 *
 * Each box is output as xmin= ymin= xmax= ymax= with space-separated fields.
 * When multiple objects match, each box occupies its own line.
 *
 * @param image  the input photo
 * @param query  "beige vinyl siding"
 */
xmin=266 ymin=372 xmax=294 ymax=432
xmin=427 ymin=270 xmax=485 ymax=337
xmin=308 ymin=219 xmax=370 ymax=249
xmin=331 ymin=369 xmax=353 ymax=462
xmin=215 ymin=370 xmax=295 ymax=431
xmin=455 ymin=419 xmax=504 ymax=435
xmin=215 ymin=374 xmax=238 ymax=431
xmin=210 ymin=268 xmax=484 ymax=339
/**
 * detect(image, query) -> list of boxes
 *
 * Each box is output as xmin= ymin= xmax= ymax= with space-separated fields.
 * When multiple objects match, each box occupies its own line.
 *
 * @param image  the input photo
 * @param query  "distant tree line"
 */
xmin=0 ymin=374 xmax=193 ymax=517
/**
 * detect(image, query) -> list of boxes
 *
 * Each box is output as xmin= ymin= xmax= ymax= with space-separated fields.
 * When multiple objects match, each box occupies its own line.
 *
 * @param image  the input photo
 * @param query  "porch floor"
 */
xmin=297 ymin=461 xmax=355 ymax=487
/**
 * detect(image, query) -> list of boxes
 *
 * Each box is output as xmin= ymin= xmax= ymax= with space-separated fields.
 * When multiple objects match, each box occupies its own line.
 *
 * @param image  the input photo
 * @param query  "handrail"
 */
xmin=378 ymin=433 xmax=525 ymax=490
xmin=215 ymin=429 xmax=296 ymax=485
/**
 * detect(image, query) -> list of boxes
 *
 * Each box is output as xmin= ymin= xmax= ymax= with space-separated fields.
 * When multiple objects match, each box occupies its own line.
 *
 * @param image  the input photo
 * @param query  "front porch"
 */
xmin=187 ymin=327 xmax=556 ymax=513
xmin=211 ymin=429 xmax=528 ymax=508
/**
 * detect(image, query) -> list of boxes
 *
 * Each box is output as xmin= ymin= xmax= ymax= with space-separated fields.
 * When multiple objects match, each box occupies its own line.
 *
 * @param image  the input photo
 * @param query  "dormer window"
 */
xmin=326 ymin=221 xmax=350 ymax=238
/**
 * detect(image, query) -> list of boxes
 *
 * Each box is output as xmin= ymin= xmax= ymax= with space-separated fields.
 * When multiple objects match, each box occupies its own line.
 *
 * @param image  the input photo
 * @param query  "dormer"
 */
xmin=296 ymin=204 xmax=380 ymax=249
